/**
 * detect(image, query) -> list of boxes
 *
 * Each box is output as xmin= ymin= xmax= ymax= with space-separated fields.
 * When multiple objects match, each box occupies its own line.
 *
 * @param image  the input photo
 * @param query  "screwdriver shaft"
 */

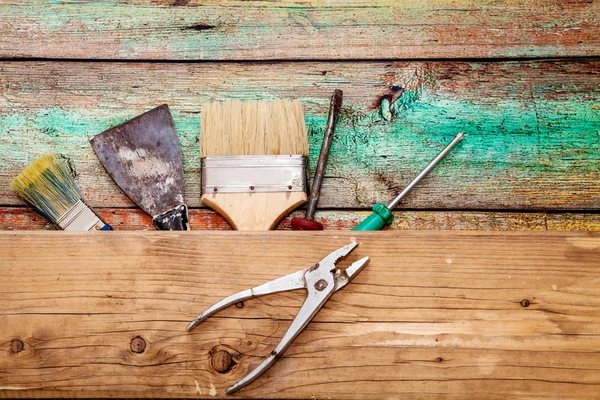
xmin=387 ymin=132 xmax=464 ymax=210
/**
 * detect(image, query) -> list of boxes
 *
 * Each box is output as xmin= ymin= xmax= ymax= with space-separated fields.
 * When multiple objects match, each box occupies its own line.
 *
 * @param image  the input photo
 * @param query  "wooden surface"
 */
xmin=1 ymin=2 xmax=599 ymax=398
xmin=0 ymin=60 xmax=599 ymax=219
xmin=2 ymin=207 xmax=600 ymax=232
xmin=1 ymin=1 xmax=599 ymax=60
xmin=1 ymin=231 xmax=599 ymax=399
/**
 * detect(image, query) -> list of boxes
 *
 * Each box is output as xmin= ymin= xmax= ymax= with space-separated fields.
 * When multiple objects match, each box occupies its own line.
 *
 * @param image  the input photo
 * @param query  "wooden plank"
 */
xmin=0 ymin=231 xmax=599 ymax=398
xmin=1 ymin=60 xmax=599 ymax=211
xmin=2 ymin=207 xmax=600 ymax=232
xmin=0 ymin=1 xmax=598 ymax=60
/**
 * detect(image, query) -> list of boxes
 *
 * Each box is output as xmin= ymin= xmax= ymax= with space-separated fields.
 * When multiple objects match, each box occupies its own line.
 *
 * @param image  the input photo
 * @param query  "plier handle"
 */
xmin=187 ymin=241 xmax=369 ymax=394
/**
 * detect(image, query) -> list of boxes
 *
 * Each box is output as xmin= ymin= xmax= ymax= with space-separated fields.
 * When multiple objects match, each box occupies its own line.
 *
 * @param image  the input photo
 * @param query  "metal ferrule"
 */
xmin=201 ymin=155 xmax=308 ymax=194
xmin=56 ymin=200 xmax=107 ymax=231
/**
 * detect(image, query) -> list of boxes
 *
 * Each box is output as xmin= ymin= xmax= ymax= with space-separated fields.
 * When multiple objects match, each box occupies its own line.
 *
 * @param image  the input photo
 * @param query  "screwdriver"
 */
xmin=292 ymin=89 xmax=343 ymax=230
xmin=353 ymin=132 xmax=464 ymax=231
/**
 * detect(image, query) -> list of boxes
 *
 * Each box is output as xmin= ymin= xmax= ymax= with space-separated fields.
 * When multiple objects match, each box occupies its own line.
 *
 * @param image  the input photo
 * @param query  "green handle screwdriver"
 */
xmin=353 ymin=132 xmax=464 ymax=231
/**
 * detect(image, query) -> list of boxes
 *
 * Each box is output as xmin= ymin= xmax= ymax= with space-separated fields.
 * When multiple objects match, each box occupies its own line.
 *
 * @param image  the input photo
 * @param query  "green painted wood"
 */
xmin=0 ymin=60 xmax=599 ymax=211
xmin=0 ymin=0 xmax=598 ymax=60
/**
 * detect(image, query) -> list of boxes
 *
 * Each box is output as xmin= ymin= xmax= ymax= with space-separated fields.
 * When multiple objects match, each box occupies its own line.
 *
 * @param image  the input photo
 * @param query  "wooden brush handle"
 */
xmin=201 ymin=192 xmax=307 ymax=231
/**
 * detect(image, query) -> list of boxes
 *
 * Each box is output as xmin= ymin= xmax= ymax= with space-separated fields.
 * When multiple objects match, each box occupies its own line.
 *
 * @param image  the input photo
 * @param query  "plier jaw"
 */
xmin=187 ymin=241 xmax=369 ymax=394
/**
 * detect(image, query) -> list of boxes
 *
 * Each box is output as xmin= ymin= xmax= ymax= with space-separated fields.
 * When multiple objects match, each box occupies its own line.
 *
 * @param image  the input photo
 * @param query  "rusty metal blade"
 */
xmin=90 ymin=105 xmax=185 ymax=217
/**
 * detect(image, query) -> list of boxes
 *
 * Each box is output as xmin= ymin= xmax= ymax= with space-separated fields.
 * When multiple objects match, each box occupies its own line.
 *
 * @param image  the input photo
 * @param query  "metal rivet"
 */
xmin=235 ymin=301 xmax=244 ymax=308
xmin=10 ymin=339 xmax=24 ymax=353
xmin=249 ymin=186 xmax=255 ymax=190
xmin=314 ymin=279 xmax=328 ymax=291
xmin=211 ymin=350 xmax=234 ymax=373
xmin=520 ymin=299 xmax=530 ymax=307
xmin=130 ymin=336 xmax=146 ymax=353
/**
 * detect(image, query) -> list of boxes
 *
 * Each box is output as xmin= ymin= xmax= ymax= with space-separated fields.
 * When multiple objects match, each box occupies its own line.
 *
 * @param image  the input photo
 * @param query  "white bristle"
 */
xmin=200 ymin=99 xmax=308 ymax=157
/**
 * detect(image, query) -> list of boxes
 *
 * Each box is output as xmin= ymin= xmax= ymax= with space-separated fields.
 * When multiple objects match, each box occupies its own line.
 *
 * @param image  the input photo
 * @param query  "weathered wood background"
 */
xmin=0 ymin=1 xmax=599 ymax=398
xmin=0 ymin=1 xmax=599 ymax=231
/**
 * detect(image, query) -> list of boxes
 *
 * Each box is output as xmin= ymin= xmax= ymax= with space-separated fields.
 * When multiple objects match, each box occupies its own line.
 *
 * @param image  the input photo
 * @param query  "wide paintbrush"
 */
xmin=200 ymin=100 xmax=309 ymax=230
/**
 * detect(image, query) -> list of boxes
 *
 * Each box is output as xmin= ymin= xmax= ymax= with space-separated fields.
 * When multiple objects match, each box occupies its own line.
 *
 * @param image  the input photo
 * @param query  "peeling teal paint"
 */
xmin=1 ymin=92 xmax=599 ymax=208
xmin=390 ymin=88 xmax=423 ymax=116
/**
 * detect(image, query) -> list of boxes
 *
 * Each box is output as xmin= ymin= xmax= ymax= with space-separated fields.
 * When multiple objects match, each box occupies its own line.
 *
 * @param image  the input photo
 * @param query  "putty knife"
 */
xmin=90 ymin=105 xmax=189 ymax=230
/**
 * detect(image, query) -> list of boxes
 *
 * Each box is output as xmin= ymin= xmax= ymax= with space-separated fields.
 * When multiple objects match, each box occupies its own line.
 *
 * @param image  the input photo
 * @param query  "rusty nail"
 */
xmin=249 ymin=186 xmax=254 ymax=190
xmin=314 ymin=279 xmax=328 ymax=291
xmin=130 ymin=336 xmax=146 ymax=353
xmin=288 ymin=185 xmax=293 ymax=190
xmin=436 ymin=357 xmax=444 ymax=363
xmin=235 ymin=301 xmax=244 ymax=308
xmin=211 ymin=350 xmax=234 ymax=373
xmin=213 ymin=187 xmax=218 ymax=192
xmin=10 ymin=339 xmax=24 ymax=353
xmin=520 ymin=299 xmax=530 ymax=307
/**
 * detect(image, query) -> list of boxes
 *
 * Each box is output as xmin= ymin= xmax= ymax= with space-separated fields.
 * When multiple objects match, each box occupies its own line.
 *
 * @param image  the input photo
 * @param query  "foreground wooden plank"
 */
xmin=0 ymin=1 xmax=598 ymax=60
xmin=1 ymin=231 xmax=599 ymax=398
xmin=2 ymin=207 xmax=600 ymax=232
xmin=1 ymin=60 xmax=599 ymax=211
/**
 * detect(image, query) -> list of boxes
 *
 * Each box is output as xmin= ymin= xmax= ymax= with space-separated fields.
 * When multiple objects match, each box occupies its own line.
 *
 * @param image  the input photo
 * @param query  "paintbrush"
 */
xmin=200 ymin=99 xmax=309 ymax=230
xmin=11 ymin=154 xmax=112 ymax=230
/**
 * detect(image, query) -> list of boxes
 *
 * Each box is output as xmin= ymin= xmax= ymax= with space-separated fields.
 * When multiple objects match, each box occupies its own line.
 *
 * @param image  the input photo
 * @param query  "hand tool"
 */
xmin=90 ymin=105 xmax=189 ymax=230
xmin=187 ymin=241 xmax=369 ymax=394
xmin=291 ymin=89 xmax=343 ymax=230
xmin=354 ymin=132 xmax=464 ymax=230
xmin=11 ymin=154 xmax=112 ymax=231
xmin=200 ymin=99 xmax=308 ymax=230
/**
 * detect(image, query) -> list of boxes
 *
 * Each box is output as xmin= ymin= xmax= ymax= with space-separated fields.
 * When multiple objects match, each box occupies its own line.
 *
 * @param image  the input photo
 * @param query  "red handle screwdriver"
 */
xmin=291 ymin=89 xmax=343 ymax=230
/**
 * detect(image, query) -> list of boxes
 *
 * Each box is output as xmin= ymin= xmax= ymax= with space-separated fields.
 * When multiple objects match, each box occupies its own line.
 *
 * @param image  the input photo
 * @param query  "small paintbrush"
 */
xmin=200 ymin=99 xmax=309 ymax=230
xmin=11 ymin=154 xmax=112 ymax=231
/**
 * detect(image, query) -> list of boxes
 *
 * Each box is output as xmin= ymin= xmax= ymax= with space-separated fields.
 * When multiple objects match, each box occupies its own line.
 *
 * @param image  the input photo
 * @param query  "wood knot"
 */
xmin=10 ymin=339 xmax=24 ymax=353
xmin=130 ymin=336 xmax=146 ymax=353
xmin=520 ymin=299 xmax=530 ymax=307
xmin=211 ymin=350 xmax=233 ymax=373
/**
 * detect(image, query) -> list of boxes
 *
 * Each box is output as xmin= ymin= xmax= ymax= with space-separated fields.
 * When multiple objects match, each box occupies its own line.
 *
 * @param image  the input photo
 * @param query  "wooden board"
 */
xmin=1 ymin=231 xmax=599 ymax=398
xmin=2 ymin=207 xmax=600 ymax=232
xmin=1 ymin=1 xmax=598 ymax=60
xmin=1 ymin=60 xmax=599 ymax=211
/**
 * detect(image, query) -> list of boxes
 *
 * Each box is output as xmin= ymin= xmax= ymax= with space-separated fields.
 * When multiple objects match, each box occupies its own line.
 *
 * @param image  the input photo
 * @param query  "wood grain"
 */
xmin=0 ymin=231 xmax=599 ymax=398
xmin=2 ymin=207 xmax=600 ymax=232
xmin=0 ymin=1 xmax=598 ymax=60
xmin=1 ymin=60 xmax=599 ymax=211
xmin=201 ymin=192 xmax=307 ymax=231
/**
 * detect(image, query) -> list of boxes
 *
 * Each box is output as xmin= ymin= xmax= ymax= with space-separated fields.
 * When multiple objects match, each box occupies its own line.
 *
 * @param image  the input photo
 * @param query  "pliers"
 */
xmin=186 ymin=241 xmax=369 ymax=394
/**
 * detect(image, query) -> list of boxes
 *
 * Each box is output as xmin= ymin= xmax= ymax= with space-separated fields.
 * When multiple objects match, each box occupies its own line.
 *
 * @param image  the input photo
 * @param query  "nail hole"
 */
xmin=130 ymin=336 xmax=146 ymax=353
